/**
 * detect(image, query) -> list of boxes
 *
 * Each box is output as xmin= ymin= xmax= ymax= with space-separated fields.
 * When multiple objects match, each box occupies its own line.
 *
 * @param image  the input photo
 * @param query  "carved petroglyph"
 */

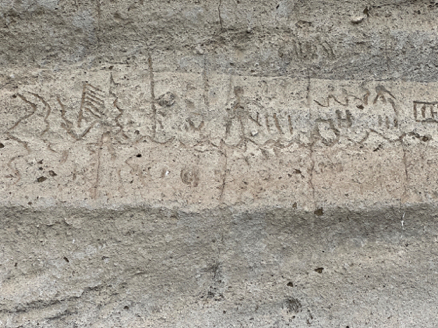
xmin=157 ymin=92 xmax=176 ymax=108
xmin=279 ymin=39 xmax=335 ymax=62
xmin=180 ymin=167 xmax=200 ymax=187
xmin=311 ymin=83 xmax=405 ymax=146
xmin=413 ymin=101 xmax=438 ymax=122
xmin=4 ymin=80 xmax=146 ymax=198
xmin=313 ymin=118 xmax=340 ymax=147
xmin=2 ymin=72 xmax=437 ymax=206
xmin=78 ymin=83 xmax=106 ymax=126
xmin=222 ymin=86 xmax=296 ymax=147
xmin=3 ymin=79 xmax=411 ymax=152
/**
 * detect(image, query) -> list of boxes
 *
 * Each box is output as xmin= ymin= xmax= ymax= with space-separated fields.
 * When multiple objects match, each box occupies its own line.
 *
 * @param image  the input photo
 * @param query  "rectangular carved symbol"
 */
xmin=414 ymin=101 xmax=438 ymax=122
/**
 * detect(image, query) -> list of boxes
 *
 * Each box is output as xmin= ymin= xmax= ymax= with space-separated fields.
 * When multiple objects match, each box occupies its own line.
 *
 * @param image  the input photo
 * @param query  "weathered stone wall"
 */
xmin=1 ymin=0 xmax=438 ymax=327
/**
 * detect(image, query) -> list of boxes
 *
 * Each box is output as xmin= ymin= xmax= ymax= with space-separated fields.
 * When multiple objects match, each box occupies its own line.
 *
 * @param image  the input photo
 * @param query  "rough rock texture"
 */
xmin=1 ymin=0 xmax=438 ymax=327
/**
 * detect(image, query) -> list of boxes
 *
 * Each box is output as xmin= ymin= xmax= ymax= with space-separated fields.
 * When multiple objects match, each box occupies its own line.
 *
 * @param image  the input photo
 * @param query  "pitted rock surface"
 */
xmin=1 ymin=1 xmax=438 ymax=327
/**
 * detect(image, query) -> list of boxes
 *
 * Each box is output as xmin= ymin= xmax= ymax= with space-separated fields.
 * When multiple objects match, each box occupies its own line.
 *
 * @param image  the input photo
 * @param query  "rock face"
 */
xmin=1 ymin=1 xmax=438 ymax=327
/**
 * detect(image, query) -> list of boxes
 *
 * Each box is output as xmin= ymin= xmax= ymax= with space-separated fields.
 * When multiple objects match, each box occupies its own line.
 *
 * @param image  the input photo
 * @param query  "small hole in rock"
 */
xmin=315 ymin=267 xmax=324 ymax=274
xmin=314 ymin=208 xmax=324 ymax=216
xmin=422 ymin=136 xmax=431 ymax=142
xmin=136 ymin=154 xmax=142 ymax=158
xmin=63 ymin=257 xmax=69 ymax=263
xmin=49 ymin=170 xmax=57 ymax=177
xmin=37 ymin=177 xmax=47 ymax=183
xmin=0 ymin=143 xmax=4 ymax=148
xmin=14 ymin=263 xmax=17 ymax=267
xmin=124 ymin=306 xmax=129 ymax=310
xmin=287 ymin=282 xmax=294 ymax=287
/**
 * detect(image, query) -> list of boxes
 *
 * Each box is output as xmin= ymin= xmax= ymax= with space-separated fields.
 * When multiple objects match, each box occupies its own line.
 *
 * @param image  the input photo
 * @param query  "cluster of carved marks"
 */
xmin=3 ymin=73 xmax=438 ymax=204
xmin=79 ymin=83 xmax=106 ymax=126
xmin=279 ymin=39 xmax=335 ymax=62
xmin=7 ymin=78 xmax=421 ymax=154
xmin=413 ymin=101 xmax=438 ymax=122
xmin=309 ymin=84 xmax=409 ymax=147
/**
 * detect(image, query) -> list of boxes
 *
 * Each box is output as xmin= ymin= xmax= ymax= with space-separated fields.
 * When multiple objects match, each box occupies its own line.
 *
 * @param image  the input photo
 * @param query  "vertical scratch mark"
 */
xmin=109 ymin=72 xmax=119 ymax=98
xmin=363 ymin=89 xmax=370 ymax=106
xmin=218 ymin=0 xmax=223 ymax=30
xmin=306 ymin=69 xmax=311 ymax=107
xmin=401 ymin=139 xmax=409 ymax=205
xmin=30 ymin=93 xmax=52 ymax=136
xmin=309 ymin=142 xmax=316 ymax=211
xmin=113 ymin=98 xmax=129 ymax=139
xmin=226 ymin=74 xmax=233 ymax=105
xmin=307 ymin=74 xmax=316 ymax=210
xmin=413 ymin=102 xmax=418 ymax=120
xmin=288 ymin=115 xmax=294 ymax=135
xmin=219 ymin=146 xmax=228 ymax=201
xmin=265 ymin=114 xmax=271 ymax=133
xmin=58 ymin=96 xmax=73 ymax=130
xmin=78 ymin=84 xmax=86 ymax=127
xmin=398 ymin=132 xmax=409 ymax=220
xmin=90 ymin=132 xmax=107 ymax=199
xmin=385 ymin=30 xmax=391 ymax=71
xmin=388 ymin=97 xmax=399 ymax=116
xmin=225 ymin=119 xmax=232 ymax=137
xmin=148 ymin=53 xmax=157 ymax=139
xmin=203 ymin=56 xmax=209 ymax=111
xmin=96 ymin=0 xmax=101 ymax=32
xmin=117 ymin=167 xmax=126 ymax=197
xmin=274 ymin=113 xmax=283 ymax=134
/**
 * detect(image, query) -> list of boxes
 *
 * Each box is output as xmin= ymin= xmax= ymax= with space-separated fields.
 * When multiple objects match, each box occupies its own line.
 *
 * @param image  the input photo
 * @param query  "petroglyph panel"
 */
xmin=1 ymin=66 xmax=438 ymax=209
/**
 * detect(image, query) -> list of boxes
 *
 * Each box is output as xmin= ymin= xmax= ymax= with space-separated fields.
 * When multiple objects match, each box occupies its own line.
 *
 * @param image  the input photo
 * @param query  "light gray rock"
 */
xmin=1 ymin=0 xmax=438 ymax=327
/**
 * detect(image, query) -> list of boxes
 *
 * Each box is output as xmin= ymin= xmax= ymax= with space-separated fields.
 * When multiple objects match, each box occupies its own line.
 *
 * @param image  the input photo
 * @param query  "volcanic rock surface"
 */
xmin=1 ymin=0 xmax=438 ymax=327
